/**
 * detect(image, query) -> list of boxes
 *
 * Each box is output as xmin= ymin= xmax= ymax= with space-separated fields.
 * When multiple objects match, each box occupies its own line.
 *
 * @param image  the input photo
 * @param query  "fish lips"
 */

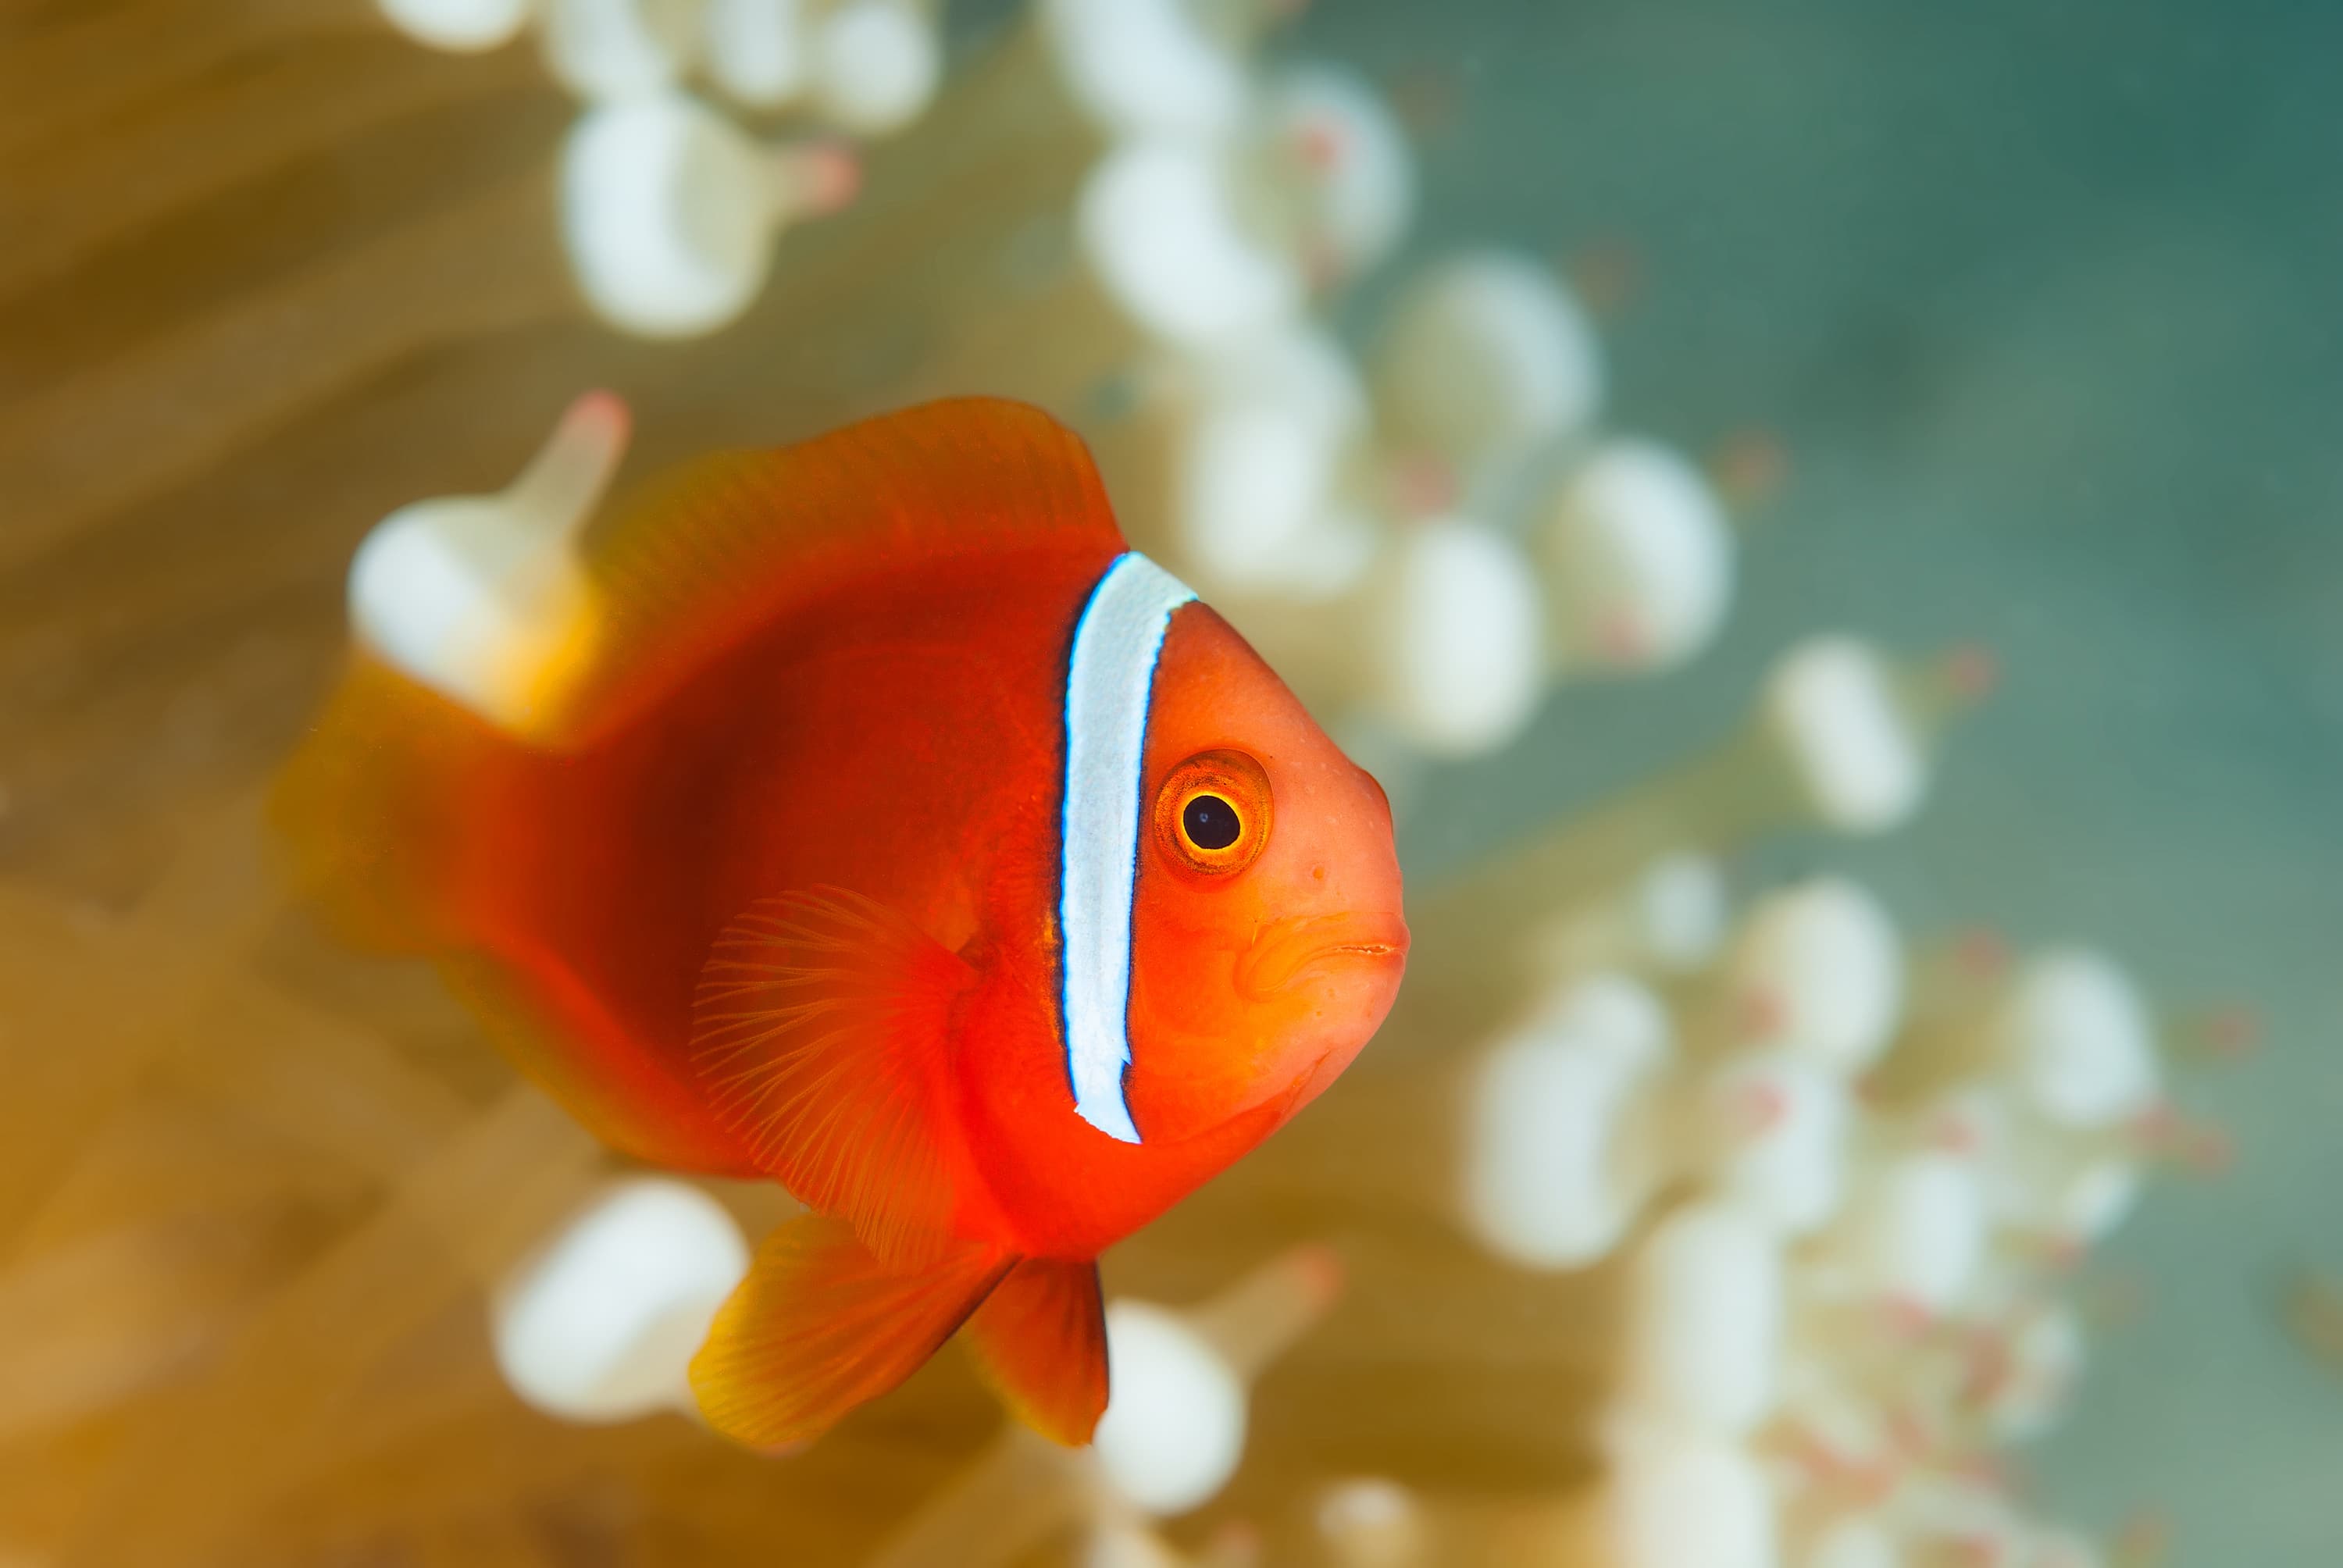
xmin=1233 ymin=911 xmax=1411 ymax=1002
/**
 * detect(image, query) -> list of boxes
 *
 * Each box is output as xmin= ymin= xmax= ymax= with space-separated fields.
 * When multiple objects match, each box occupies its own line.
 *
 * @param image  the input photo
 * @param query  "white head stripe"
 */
xmin=1059 ymin=551 xmax=1197 ymax=1144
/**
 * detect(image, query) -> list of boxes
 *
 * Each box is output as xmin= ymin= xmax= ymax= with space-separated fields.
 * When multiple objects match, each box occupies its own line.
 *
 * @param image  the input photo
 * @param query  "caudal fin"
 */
xmin=273 ymin=655 xmax=759 ymax=1178
xmin=690 ymin=1214 xmax=1012 ymax=1449
xmin=271 ymin=654 xmax=515 ymax=953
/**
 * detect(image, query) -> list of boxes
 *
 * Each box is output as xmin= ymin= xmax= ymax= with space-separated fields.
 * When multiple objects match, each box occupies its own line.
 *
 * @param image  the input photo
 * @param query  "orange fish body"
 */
xmin=280 ymin=400 xmax=1407 ymax=1447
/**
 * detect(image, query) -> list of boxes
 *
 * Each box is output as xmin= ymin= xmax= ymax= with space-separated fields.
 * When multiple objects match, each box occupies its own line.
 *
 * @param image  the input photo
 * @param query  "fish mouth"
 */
xmin=1234 ymin=911 xmax=1411 ymax=1000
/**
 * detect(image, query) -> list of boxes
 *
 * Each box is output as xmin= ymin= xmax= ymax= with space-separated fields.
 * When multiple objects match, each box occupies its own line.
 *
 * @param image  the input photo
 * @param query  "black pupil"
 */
xmin=1182 ymin=794 xmax=1242 ymax=851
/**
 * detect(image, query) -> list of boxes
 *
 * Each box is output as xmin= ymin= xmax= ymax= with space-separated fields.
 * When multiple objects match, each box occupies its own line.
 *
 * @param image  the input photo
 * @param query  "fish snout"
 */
xmin=1235 ymin=911 xmax=1411 ymax=1000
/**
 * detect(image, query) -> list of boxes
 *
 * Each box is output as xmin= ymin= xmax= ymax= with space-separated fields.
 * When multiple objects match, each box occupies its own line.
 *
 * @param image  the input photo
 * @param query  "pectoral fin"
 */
xmin=690 ymin=1214 xmax=1011 ymax=1449
xmin=691 ymin=887 xmax=980 ymax=1265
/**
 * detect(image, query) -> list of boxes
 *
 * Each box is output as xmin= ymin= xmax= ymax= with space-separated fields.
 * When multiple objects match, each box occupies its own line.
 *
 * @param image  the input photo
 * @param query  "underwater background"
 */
xmin=3 ymin=0 xmax=2338 ymax=1562
xmin=1371 ymin=0 xmax=2343 ymax=1558
xmin=1366 ymin=2 xmax=2341 ymax=1559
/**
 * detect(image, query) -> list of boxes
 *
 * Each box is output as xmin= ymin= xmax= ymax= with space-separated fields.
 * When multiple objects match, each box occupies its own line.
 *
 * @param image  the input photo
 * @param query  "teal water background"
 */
xmin=1301 ymin=2 xmax=2343 ymax=1560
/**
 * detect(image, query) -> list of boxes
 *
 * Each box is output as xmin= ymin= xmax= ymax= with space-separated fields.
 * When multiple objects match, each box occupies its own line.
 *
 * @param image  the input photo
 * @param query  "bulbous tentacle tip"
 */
xmin=2176 ymin=1001 xmax=2263 ymax=1062
xmin=510 ymin=389 xmax=634 ymax=532
xmin=1283 ymin=1240 xmax=1346 ymax=1316
xmin=1706 ymin=426 xmax=1792 ymax=515
xmin=776 ymin=141 xmax=865 ymax=216
xmin=565 ymin=387 xmax=634 ymax=446
xmin=2110 ymin=1509 xmax=2174 ymax=1568
xmin=1953 ymin=925 xmax=2015 ymax=980
xmin=1940 ymin=640 xmax=2001 ymax=703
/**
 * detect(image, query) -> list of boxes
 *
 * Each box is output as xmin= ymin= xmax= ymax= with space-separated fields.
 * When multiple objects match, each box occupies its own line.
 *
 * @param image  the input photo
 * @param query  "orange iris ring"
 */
xmin=1152 ymin=750 xmax=1274 ymax=879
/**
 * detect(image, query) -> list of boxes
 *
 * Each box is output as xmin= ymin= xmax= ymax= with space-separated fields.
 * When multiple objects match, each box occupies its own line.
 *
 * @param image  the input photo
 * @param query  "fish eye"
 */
xmin=1154 ymin=750 xmax=1272 ymax=879
xmin=1183 ymin=794 xmax=1241 ymax=850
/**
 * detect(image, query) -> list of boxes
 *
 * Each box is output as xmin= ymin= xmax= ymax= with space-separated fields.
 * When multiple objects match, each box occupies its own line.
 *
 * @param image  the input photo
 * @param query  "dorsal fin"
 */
xmin=549 ymin=397 xmax=1123 ymax=746
xmin=691 ymin=888 xmax=985 ymax=1266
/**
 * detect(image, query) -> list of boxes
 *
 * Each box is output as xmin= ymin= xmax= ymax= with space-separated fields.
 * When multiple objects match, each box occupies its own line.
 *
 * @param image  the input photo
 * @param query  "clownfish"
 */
xmin=278 ymin=398 xmax=1407 ymax=1449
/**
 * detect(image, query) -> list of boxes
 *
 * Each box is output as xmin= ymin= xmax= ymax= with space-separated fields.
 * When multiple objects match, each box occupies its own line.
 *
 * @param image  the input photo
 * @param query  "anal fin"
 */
xmin=692 ymin=888 xmax=979 ymax=1264
xmin=964 ymin=1257 xmax=1110 ymax=1446
xmin=689 ymin=1214 xmax=1011 ymax=1449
